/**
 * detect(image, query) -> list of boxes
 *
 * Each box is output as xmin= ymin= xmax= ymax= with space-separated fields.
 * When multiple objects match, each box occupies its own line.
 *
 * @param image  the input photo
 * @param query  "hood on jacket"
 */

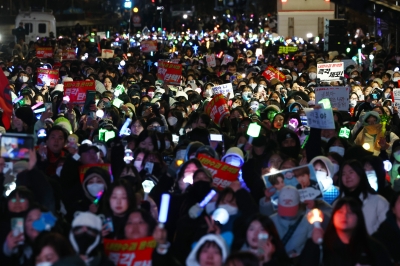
xmin=82 ymin=167 xmax=112 ymax=201
xmin=186 ymin=234 xmax=229 ymax=266
xmin=362 ymin=111 xmax=381 ymax=125
xmin=310 ymin=156 xmax=334 ymax=178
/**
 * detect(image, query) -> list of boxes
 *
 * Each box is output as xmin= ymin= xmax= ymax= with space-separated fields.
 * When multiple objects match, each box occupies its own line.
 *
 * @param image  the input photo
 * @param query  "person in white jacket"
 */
xmin=338 ymin=160 xmax=389 ymax=235
xmin=186 ymin=234 xmax=228 ymax=266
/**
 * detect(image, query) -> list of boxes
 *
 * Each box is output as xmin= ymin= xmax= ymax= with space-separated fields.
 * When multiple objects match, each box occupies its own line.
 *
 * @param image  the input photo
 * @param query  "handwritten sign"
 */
xmin=140 ymin=40 xmax=158 ymax=53
xmin=36 ymin=47 xmax=53 ymax=59
xmin=197 ymin=154 xmax=240 ymax=190
xmin=157 ymin=61 xmax=182 ymax=85
xmin=298 ymin=187 xmax=321 ymax=202
xmin=64 ymin=81 xmax=96 ymax=104
xmin=317 ymin=62 xmax=344 ymax=81
xmin=103 ymin=237 xmax=155 ymax=266
xmin=79 ymin=163 xmax=112 ymax=183
xmin=206 ymin=54 xmax=216 ymax=67
xmin=37 ymin=68 xmax=59 ymax=87
xmin=61 ymin=49 xmax=77 ymax=60
xmin=101 ymin=49 xmax=114 ymax=59
xmin=211 ymin=83 xmax=233 ymax=98
xmin=204 ymin=94 xmax=230 ymax=125
xmin=314 ymin=86 xmax=349 ymax=111
xmin=221 ymin=55 xmax=234 ymax=65
xmin=262 ymin=66 xmax=285 ymax=82
xmin=304 ymin=107 xmax=335 ymax=129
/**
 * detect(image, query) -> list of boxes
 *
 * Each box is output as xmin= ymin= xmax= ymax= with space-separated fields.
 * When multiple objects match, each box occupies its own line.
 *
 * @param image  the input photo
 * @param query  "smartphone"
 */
xmin=300 ymin=116 xmax=308 ymax=126
xmin=144 ymin=162 xmax=154 ymax=174
xmin=172 ymin=134 xmax=179 ymax=143
xmin=103 ymin=217 xmax=114 ymax=232
xmin=44 ymin=102 xmax=52 ymax=111
xmin=153 ymin=126 xmax=166 ymax=133
xmin=82 ymin=90 xmax=96 ymax=115
xmin=258 ymin=232 xmax=269 ymax=255
xmin=210 ymin=134 xmax=223 ymax=142
xmin=113 ymin=98 xmax=124 ymax=108
xmin=1 ymin=133 xmax=34 ymax=159
xmin=11 ymin=218 xmax=24 ymax=243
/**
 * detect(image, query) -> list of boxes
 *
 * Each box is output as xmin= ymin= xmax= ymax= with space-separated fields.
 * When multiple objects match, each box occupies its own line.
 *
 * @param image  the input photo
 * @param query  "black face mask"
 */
xmin=59 ymin=71 xmax=67 ymax=77
xmin=187 ymin=180 xmax=212 ymax=202
xmin=74 ymin=232 xmax=97 ymax=255
xmin=131 ymin=98 xmax=140 ymax=105
xmin=280 ymin=146 xmax=300 ymax=159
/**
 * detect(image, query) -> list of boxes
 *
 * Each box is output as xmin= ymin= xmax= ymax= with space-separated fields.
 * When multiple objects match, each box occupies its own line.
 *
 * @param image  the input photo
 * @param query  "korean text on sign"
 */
xmin=197 ymin=154 xmax=240 ymax=190
xmin=36 ymin=47 xmax=53 ymax=59
xmin=36 ymin=68 xmax=59 ymax=87
xmin=102 ymin=49 xmax=114 ymax=59
xmin=211 ymin=83 xmax=233 ymax=98
xmin=262 ymin=66 xmax=285 ymax=82
xmin=317 ymin=62 xmax=344 ymax=81
xmin=304 ymin=107 xmax=335 ymax=130
xmin=63 ymin=81 xmax=96 ymax=104
xmin=206 ymin=54 xmax=216 ymax=67
xmin=156 ymin=61 xmax=182 ymax=85
xmin=204 ymin=94 xmax=230 ymax=125
xmin=393 ymin=89 xmax=400 ymax=108
xmin=62 ymin=49 xmax=77 ymax=60
xmin=104 ymin=237 xmax=156 ymax=266
xmin=314 ymin=86 xmax=349 ymax=111
xmin=140 ymin=40 xmax=158 ymax=53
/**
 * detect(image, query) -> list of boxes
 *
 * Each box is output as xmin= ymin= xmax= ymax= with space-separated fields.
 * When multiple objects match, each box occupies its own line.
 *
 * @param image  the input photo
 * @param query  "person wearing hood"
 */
xmin=310 ymin=156 xmax=340 ymax=205
xmin=186 ymin=234 xmax=229 ymax=266
xmin=354 ymin=111 xmax=399 ymax=156
xmin=277 ymin=128 xmax=301 ymax=160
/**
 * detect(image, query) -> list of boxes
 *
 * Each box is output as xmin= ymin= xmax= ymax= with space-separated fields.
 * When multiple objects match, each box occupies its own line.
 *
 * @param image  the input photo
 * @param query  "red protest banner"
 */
xmin=262 ymin=66 xmax=285 ymax=82
xmin=37 ymin=68 xmax=59 ymax=87
xmin=157 ymin=61 xmax=182 ymax=85
xmin=140 ymin=40 xmax=158 ymax=53
xmin=64 ymin=81 xmax=96 ymax=104
xmin=79 ymin=163 xmax=112 ymax=183
xmin=36 ymin=47 xmax=53 ymax=59
xmin=62 ymin=49 xmax=77 ymax=60
xmin=197 ymin=154 xmax=240 ymax=190
xmin=204 ymin=94 xmax=230 ymax=125
xmin=103 ymin=237 xmax=156 ymax=266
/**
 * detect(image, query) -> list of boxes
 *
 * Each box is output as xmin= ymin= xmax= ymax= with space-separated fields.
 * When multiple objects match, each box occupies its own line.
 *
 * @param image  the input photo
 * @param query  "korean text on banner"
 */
xmin=206 ymin=54 xmax=216 ymax=67
xmin=197 ymin=154 xmax=240 ymax=190
xmin=204 ymin=94 xmax=230 ymax=125
xmin=79 ymin=163 xmax=112 ymax=183
xmin=140 ymin=40 xmax=158 ymax=53
xmin=304 ymin=107 xmax=335 ymax=129
xmin=104 ymin=237 xmax=156 ymax=266
xmin=211 ymin=83 xmax=233 ymax=98
xmin=393 ymin=88 xmax=400 ymax=107
xmin=102 ymin=49 xmax=114 ymax=59
xmin=317 ymin=62 xmax=344 ymax=81
xmin=61 ymin=49 xmax=77 ymax=60
xmin=221 ymin=55 xmax=234 ymax=65
xmin=314 ymin=86 xmax=349 ymax=111
xmin=157 ymin=61 xmax=182 ymax=85
xmin=37 ymin=68 xmax=59 ymax=87
xmin=36 ymin=47 xmax=53 ymax=59
xmin=262 ymin=66 xmax=285 ymax=82
xmin=64 ymin=81 xmax=96 ymax=104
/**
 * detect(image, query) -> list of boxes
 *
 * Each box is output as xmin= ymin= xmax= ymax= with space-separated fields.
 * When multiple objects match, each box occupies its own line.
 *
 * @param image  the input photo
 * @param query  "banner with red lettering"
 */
xmin=197 ymin=154 xmax=240 ymax=190
xmin=157 ymin=61 xmax=182 ymax=85
xmin=64 ymin=81 xmax=96 ymax=104
xmin=103 ymin=237 xmax=156 ymax=266
xmin=62 ymin=49 xmax=77 ymax=60
xmin=37 ymin=68 xmax=59 ymax=87
xmin=36 ymin=47 xmax=53 ymax=59
xmin=204 ymin=94 xmax=230 ymax=125
xmin=102 ymin=49 xmax=114 ymax=59
xmin=79 ymin=163 xmax=112 ymax=183
xmin=140 ymin=40 xmax=158 ymax=53
xmin=262 ymin=66 xmax=285 ymax=82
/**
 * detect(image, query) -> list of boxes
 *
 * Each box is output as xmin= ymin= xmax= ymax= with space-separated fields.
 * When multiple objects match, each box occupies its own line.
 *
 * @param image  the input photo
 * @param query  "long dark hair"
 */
xmin=103 ymin=179 xmax=137 ymax=217
xmin=361 ymin=156 xmax=386 ymax=194
xmin=324 ymin=197 xmax=371 ymax=264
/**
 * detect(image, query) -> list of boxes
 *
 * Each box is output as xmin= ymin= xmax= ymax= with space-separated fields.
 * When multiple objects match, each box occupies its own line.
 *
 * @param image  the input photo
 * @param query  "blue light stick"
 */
xmin=159 ymin=194 xmax=170 ymax=227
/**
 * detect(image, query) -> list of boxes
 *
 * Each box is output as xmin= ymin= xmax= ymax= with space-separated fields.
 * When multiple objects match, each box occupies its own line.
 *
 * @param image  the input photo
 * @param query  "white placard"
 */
xmin=221 ymin=55 xmax=234 ymax=65
xmin=315 ymin=86 xmax=349 ymax=111
xmin=211 ymin=83 xmax=233 ymax=98
xmin=393 ymin=89 xmax=400 ymax=107
xmin=298 ymin=187 xmax=321 ymax=202
xmin=317 ymin=62 xmax=344 ymax=81
xmin=304 ymin=108 xmax=335 ymax=129
xmin=101 ymin=49 xmax=114 ymax=59
xmin=206 ymin=54 xmax=216 ymax=67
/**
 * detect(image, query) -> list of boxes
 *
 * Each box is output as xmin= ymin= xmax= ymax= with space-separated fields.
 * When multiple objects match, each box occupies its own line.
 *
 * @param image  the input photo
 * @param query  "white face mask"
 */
xmin=292 ymin=76 xmax=298 ymax=81
xmin=351 ymin=75 xmax=358 ymax=78
xmin=205 ymin=201 xmax=216 ymax=214
xmin=394 ymin=150 xmax=400 ymax=162
xmin=385 ymin=93 xmax=391 ymax=99
xmin=218 ymin=204 xmax=238 ymax=216
xmin=250 ymin=83 xmax=257 ymax=89
xmin=168 ymin=116 xmax=178 ymax=126
xmin=134 ymin=160 xmax=142 ymax=171
xmin=19 ymin=76 xmax=29 ymax=83
xmin=205 ymin=89 xmax=213 ymax=97
xmin=231 ymin=103 xmax=238 ymax=109
xmin=165 ymin=141 xmax=171 ymax=149
xmin=315 ymin=170 xmax=333 ymax=191
xmin=36 ymin=262 xmax=52 ymax=266
xmin=329 ymin=146 xmax=345 ymax=157
xmin=350 ymin=100 xmax=357 ymax=107
xmin=87 ymin=183 xmax=105 ymax=197
xmin=309 ymin=73 xmax=317 ymax=80
xmin=321 ymin=137 xmax=330 ymax=143
xmin=332 ymin=163 xmax=340 ymax=175
xmin=365 ymin=170 xmax=378 ymax=191
xmin=56 ymin=166 xmax=63 ymax=177
xmin=393 ymin=77 xmax=400 ymax=82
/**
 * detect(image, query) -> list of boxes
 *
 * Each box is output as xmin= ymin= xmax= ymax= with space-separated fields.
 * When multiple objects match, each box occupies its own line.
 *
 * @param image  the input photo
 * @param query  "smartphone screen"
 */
xmin=210 ymin=134 xmax=223 ymax=142
xmin=1 ymin=133 xmax=34 ymax=159
xmin=145 ymin=162 xmax=154 ymax=174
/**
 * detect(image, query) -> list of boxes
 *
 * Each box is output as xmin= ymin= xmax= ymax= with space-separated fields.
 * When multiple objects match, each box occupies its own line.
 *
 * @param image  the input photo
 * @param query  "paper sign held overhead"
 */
xmin=61 ymin=49 xmax=77 ymax=60
xmin=314 ymin=86 xmax=349 ymax=111
xmin=262 ymin=66 xmax=285 ymax=82
xmin=204 ymin=94 xmax=230 ymax=125
xmin=393 ymin=88 xmax=400 ymax=108
xmin=211 ymin=83 xmax=233 ymax=98
xmin=221 ymin=55 xmax=234 ymax=65
xmin=317 ymin=62 xmax=344 ymax=81
xmin=140 ymin=40 xmax=158 ymax=53
xmin=157 ymin=61 xmax=182 ymax=85
xmin=206 ymin=54 xmax=216 ymax=67
xmin=37 ymin=68 xmax=59 ymax=87
xmin=101 ymin=49 xmax=114 ymax=59
xmin=64 ymin=81 xmax=96 ymax=104
xmin=304 ymin=107 xmax=335 ymax=130
xmin=36 ymin=47 xmax=53 ymax=59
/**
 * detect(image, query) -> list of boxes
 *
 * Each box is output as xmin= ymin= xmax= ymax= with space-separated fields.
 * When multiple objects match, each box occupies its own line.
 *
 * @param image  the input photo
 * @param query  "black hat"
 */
xmin=78 ymin=144 xmax=99 ymax=155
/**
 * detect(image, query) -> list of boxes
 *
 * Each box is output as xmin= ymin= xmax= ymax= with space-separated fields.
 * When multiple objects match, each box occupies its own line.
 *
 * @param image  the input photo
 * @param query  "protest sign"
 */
xmin=37 ymin=68 xmax=59 ymax=87
xmin=206 ymin=54 xmax=216 ymax=67
xmin=101 ymin=49 xmax=114 ymax=59
xmin=140 ymin=40 xmax=158 ymax=53
xmin=79 ymin=163 xmax=112 ymax=183
xmin=64 ymin=81 xmax=96 ymax=104
xmin=393 ymin=88 xmax=400 ymax=108
xmin=304 ymin=107 xmax=335 ymax=129
xmin=221 ymin=55 xmax=233 ymax=65
xmin=314 ymin=86 xmax=349 ymax=111
xmin=211 ymin=83 xmax=233 ymax=98
xmin=262 ymin=66 xmax=285 ymax=82
xmin=317 ymin=62 xmax=344 ymax=81
xmin=61 ymin=49 xmax=77 ymax=60
xmin=197 ymin=154 xmax=240 ymax=190
xmin=262 ymin=164 xmax=321 ymax=203
xmin=36 ymin=47 xmax=53 ymax=59
xmin=278 ymin=46 xmax=298 ymax=54
xmin=103 ymin=237 xmax=156 ymax=266
xmin=156 ymin=61 xmax=182 ymax=85
xmin=204 ymin=94 xmax=230 ymax=125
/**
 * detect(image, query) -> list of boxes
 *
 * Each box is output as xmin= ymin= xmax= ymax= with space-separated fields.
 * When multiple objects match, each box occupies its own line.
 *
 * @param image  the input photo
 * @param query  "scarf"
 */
xmin=354 ymin=124 xmax=383 ymax=151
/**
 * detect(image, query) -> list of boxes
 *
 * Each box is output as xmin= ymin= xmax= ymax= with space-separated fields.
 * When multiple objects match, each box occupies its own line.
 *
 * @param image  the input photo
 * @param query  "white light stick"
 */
xmin=199 ymin=190 xmax=217 ymax=208
xmin=307 ymin=209 xmax=324 ymax=244
xmin=247 ymin=123 xmax=261 ymax=144
xmin=96 ymin=109 xmax=104 ymax=118
xmin=158 ymin=194 xmax=170 ymax=227
xmin=142 ymin=180 xmax=155 ymax=200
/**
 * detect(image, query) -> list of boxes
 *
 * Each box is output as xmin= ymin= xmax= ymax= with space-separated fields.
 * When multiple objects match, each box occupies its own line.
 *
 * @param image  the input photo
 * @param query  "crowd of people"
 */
xmin=1 ymin=26 xmax=400 ymax=266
